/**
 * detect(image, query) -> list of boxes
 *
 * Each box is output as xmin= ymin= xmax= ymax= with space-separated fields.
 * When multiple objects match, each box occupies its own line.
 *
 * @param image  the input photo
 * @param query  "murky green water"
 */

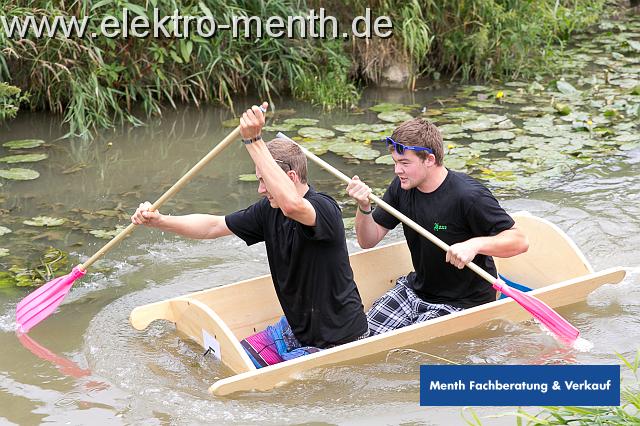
xmin=2 ymin=15 xmax=640 ymax=426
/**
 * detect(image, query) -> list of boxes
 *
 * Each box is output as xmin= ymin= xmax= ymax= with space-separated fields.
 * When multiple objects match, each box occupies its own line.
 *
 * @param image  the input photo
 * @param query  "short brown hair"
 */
xmin=266 ymin=138 xmax=308 ymax=183
xmin=391 ymin=118 xmax=444 ymax=165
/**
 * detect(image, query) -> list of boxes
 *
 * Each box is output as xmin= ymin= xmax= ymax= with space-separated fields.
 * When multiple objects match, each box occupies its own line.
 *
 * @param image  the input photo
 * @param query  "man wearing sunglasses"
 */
xmin=132 ymin=102 xmax=368 ymax=367
xmin=346 ymin=118 xmax=528 ymax=336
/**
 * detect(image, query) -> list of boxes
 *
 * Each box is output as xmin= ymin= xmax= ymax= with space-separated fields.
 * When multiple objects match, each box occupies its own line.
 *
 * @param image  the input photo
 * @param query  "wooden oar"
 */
xmin=276 ymin=132 xmax=580 ymax=343
xmin=15 ymin=123 xmax=246 ymax=333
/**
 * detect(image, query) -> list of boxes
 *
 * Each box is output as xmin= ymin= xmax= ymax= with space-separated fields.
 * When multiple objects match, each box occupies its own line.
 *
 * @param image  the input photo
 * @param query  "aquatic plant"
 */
xmin=0 ymin=0 xmax=608 ymax=138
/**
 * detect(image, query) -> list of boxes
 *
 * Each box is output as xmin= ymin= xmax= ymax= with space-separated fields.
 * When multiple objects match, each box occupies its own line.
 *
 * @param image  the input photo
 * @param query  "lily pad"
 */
xmin=23 ymin=216 xmax=66 ymax=227
xmin=263 ymin=123 xmax=297 ymax=132
xmin=284 ymin=118 xmax=319 ymax=126
xmin=375 ymin=154 xmax=395 ymax=165
xmin=2 ymin=139 xmax=45 ymax=149
xmin=298 ymin=127 xmax=334 ymax=139
xmin=438 ymin=124 xmax=465 ymax=135
xmin=369 ymin=103 xmax=418 ymax=113
xmin=445 ymin=157 xmax=468 ymax=170
xmin=471 ymin=130 xmax=516 ymax=141
xmin=90 ymin=225 xmax=126 ymax=239
xmin=238 ymin=174 xmax=258 ymax=182
xmin=345 ymin=131 xmax=385 ymax=142
xmin=377 ymin=111 xmax=413 ymax=123
xmin=556 ymin=80 xmax=580 ymax=96
xmin=221 ymin=118 xmax=239 ymax=128
xmin=0 ymin=168 xmax=40 ymax=180
xmin=554 ymin=103 xmax=572 ymax=115
xmin=0 ymin=226 xmax=11 ymax=236
xmin=0 ymin=153 xmax=48 ymax=164
xmin=349 ymin=146 xmax=380 ymax=160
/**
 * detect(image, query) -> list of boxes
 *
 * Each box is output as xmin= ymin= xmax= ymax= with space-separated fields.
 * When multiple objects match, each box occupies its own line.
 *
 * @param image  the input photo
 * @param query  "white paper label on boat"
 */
xmin=202 ymin=329 xmax=221 ymax=360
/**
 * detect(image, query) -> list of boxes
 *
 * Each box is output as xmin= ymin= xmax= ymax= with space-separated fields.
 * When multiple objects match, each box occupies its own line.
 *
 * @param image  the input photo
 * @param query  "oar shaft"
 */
xmin=81 ymin=126 xmax=242 ymax=270
xmin=276 ymin=131 xmax=497 ymax=285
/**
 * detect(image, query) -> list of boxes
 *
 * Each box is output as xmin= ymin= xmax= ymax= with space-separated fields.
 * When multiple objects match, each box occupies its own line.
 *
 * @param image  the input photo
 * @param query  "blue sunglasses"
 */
xmin=383 ymin=137 xmax=433 ymax=155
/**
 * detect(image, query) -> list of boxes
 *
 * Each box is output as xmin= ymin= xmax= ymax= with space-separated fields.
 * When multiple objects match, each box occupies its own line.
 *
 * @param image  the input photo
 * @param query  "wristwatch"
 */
xmin=358 ymin=205 xmax=374 ymax=215
xmin=242 ymin=135 xmax=262 ymax=144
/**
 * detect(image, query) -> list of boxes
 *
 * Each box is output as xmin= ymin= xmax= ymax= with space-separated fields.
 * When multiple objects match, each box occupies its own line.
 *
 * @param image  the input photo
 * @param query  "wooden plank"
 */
xmin=130 ymin=298 xmax=255 ymax=374
xmin=209 ymin=267 xmax=626 ymax=396
xmin=495 ymin=213 xmax=593 ymax=287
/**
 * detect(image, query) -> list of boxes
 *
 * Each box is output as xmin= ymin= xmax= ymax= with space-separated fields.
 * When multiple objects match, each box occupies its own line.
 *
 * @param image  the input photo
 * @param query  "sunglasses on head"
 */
xmin=274 ymin=159 xmax=292 ymax=171
xmin=383 ymin=137 xmax=433 ymax=155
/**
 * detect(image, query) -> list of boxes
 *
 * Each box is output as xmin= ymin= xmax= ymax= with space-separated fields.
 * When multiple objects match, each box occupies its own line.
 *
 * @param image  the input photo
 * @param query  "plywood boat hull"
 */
xmin=130 ymin=212 xmax=627 ymax=396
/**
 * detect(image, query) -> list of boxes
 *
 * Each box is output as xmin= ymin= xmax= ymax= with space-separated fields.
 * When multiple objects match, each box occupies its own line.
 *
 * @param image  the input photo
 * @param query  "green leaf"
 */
xmin=298 ymin=127 xmax=335 ymax=139
xmin=125 ymin=3 xmax=147 ymax=18
xmin=238 ymin=174 xmax=258 ymax=182
xmin=554 ymin=103 xmax=572 ymax=116
xmin=0 ymin=168 xmax=40 ymax=180
xmin=2 ymin=139 xmax=45 ymax=149
xmin=180 ymin=40 xmax=193 ymax=63
xmin=221 ymin=118 xmax=239 ymax=128
xmin=23 ymin=216 xmax=66 ymax=227
xmin=0 ymin=153 xmax=48 ymax=164
xmin=556 ymin=80 xmax=580 ymax=96
xmin=377 ymin=111 xmax=413 ymax=123
xmin=375 ymin=154 xmax=395 ymax=165
xmin=284 ymin=118 xmax=319 ymax=126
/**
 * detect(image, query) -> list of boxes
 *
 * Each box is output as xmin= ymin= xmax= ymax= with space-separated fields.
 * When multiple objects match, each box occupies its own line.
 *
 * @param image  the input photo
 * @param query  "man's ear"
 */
xmin=286 ymin=170 xmax=298 ymax=182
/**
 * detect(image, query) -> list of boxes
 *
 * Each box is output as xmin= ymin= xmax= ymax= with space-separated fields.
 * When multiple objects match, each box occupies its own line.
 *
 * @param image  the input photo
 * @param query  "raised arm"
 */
xmin=240 ymin=102 xmax=317 ymax=226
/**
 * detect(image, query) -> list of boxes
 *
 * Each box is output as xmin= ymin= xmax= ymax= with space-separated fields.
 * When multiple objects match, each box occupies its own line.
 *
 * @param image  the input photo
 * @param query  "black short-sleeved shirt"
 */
xmin=372 ymin=170 xmax=515 ymax=308
xmin=225 ymin=187 xmax=368 ymax=348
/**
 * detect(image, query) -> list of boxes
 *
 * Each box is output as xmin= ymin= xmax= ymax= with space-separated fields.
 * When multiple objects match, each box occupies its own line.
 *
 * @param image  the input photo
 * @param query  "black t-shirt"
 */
xmin=225 ymin=187 xmax=368 ymax=348
xmin=372 ymin=170 xmax=515 ymax=308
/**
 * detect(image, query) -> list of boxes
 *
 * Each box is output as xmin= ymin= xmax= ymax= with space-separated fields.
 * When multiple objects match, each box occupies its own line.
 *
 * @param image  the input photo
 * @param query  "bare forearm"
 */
xmin=153 ymin=214 xmax=231 ymax=239
xmin=354 ymin=211 xmax=387 ymax=249
xmin=472 ymin=228 xmax=529 ymax=258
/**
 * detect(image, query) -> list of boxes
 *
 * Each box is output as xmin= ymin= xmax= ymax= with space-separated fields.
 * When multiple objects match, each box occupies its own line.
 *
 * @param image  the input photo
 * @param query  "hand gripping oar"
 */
xmin=15 ymin=116 xmax=255 ymax=334
xmin=276 ymin=132 xmax=580 ymax=343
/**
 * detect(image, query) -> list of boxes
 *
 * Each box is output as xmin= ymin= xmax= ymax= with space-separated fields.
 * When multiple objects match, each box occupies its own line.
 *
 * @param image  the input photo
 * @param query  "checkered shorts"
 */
xmin=366 ymin=275 xmax=463 ymax=336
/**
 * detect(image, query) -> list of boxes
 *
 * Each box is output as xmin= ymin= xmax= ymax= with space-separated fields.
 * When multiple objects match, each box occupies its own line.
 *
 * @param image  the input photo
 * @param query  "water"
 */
xmin=2 ymin=27 xmax=640 ymax=426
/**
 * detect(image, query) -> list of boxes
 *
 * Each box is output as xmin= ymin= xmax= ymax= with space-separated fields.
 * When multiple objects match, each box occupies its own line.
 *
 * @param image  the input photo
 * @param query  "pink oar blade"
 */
xmin=15 ymin=266 xmax=86 ymax=333
xmin=493 ymin=279 xmax=579 ymax=343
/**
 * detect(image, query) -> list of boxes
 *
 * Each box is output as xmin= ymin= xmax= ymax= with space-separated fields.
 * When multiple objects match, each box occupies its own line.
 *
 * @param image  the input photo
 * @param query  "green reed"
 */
xmin=0 ymin=0 xmax=607 ymax=138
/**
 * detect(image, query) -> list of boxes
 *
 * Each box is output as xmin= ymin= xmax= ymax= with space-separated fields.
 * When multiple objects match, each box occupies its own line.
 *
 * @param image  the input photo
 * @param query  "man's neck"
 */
xmin=416 ymin=166 xmax=448 ymax=193
xmin=297 ymin=182 xmax=310 ymax=197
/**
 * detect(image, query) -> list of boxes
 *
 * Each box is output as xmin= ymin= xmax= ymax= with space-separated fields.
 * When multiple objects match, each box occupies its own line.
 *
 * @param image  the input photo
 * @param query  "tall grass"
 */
xmin=0 ymin=0 xmax=607 ymax=138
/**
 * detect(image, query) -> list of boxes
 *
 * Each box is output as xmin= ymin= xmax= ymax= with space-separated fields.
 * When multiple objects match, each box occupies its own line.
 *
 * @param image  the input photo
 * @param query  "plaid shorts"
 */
xmin=366 ymin=275 xmax=463 ymax=336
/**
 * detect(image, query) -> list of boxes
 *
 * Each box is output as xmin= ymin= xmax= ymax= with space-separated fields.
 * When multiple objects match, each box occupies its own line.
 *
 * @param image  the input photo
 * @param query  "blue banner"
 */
xmin=420 ymin=365 xmax=620 ymax=406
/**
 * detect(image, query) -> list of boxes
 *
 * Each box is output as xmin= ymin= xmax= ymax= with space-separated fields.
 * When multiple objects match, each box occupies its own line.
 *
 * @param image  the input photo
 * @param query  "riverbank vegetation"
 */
xmin=463 ymin=351 xmax=640 ymax=425
xmin=0 ymin=0 xmax=610 ymax=138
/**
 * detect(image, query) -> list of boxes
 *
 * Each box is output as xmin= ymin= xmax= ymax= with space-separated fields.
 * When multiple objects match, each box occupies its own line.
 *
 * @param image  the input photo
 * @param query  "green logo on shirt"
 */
xmin=434 ymin=223 xmax=447 ymax=231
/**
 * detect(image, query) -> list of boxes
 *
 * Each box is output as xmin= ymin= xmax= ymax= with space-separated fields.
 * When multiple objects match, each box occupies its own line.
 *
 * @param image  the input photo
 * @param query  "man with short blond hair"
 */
xmin=347 ymin=118 xmax=528 ymax=335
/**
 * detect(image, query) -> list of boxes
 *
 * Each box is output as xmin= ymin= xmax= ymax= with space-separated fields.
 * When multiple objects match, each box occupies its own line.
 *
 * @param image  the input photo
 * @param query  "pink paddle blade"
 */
xmin=15 ymin=266 xmax=86 ymax=333
xmin=493 ymin=279 xmax=579 ymax=343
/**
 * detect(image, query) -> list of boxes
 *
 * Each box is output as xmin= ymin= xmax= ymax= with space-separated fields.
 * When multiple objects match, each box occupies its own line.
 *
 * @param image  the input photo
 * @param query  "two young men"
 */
xmin=132 ymin=104 xmax=527 ymax=366
xmin=131 ymin=103 xmax=368 ymax=368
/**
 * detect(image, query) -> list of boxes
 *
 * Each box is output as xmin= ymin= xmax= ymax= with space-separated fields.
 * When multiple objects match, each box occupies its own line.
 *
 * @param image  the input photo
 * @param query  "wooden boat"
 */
xmin=129 ymin=212 xmax=626 ymax=396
